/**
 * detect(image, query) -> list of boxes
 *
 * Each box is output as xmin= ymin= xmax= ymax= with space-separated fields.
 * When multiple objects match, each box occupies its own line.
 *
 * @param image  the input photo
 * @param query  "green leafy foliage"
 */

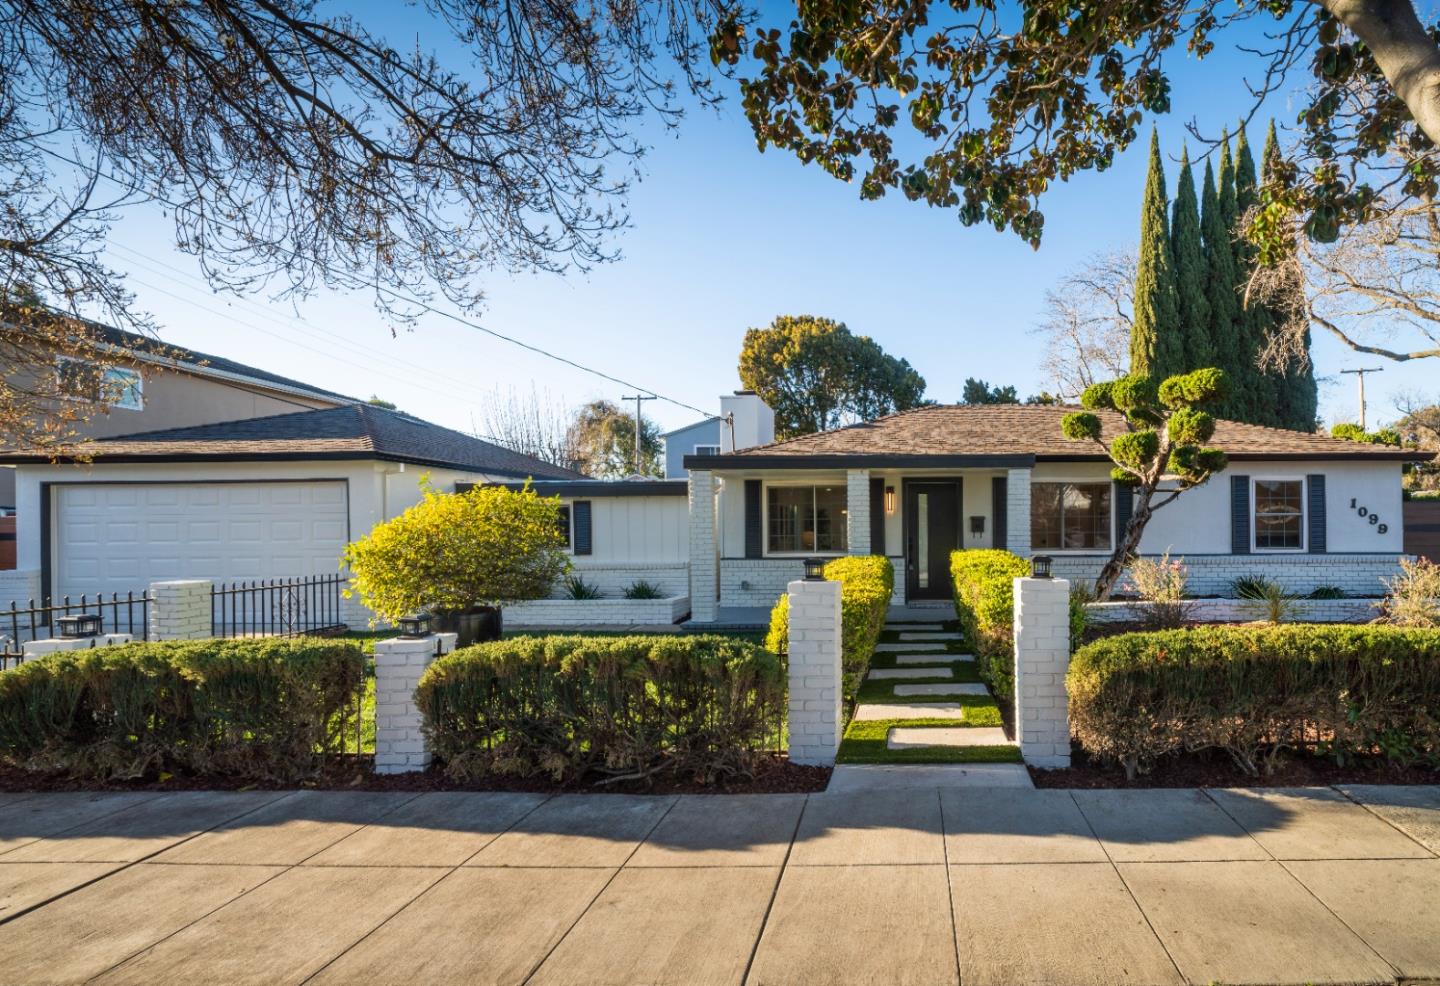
xmin=0 ymin=639 xmax=364 ymax=782
xmin=623 ymin=579 xmax=665 ymax=600
xmin=949 ymin=550 xmax=1030 ymax=702
xmin=1068 ymin=625 xmax=1440 ymax=777
xmin=1061 ymin=412 xmax=1101 ymax=441
xmin=1131 ymin=130 xmax=1181 ymax=380
xmin=564 ymin=575 xmax=603 ymax=599
xmin=960 ymin=378 xmax=1019 ymax=404
xmin=767 ymin=556 xmax=894 ymax=700
xmin=1171 ymin=149 xmax=1213 ymax=373
xmin=567 ymin=399 xmax=664 ymax=478
xmin=416 ymin=635 xmax=783 ymax=783
xmin=1331 ymin=423 xmax=1402 ymax=446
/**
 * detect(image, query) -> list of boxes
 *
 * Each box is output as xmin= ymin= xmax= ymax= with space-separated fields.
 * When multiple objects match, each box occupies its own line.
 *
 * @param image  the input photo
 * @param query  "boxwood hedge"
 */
xmin=766 ymin=555 xmax=894 ymax=700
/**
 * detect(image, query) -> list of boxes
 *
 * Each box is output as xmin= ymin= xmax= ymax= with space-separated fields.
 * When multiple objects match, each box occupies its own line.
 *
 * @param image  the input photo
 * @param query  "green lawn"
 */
xmin=837 ymin=716 xmax=1021 ymax=764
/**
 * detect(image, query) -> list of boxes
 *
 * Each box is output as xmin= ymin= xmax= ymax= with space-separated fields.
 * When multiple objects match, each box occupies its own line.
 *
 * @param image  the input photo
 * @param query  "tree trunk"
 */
xmin=1319 ymin=0 xmax=1440 ymax=147
xmin=1093 ymin=490 xmax=1156 ymax=600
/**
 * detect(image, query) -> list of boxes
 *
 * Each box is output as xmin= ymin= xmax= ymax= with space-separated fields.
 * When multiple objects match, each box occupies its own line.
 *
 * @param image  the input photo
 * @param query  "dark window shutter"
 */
xmin=744 ymin=480 xmax=763 ymax=559
xmin=572 ymin=500 xmax=592 ymax=556
xmin=869 ymin=478 xmax=886 ymax=556
xmin=991 ymin=476 xmax=1008 ymax=550
xmin=1307 ymin=474 xmax=1327 ymax=553
xmin=1114 ymin=483 xmax=1134 ymax=544
xmin=1231 ymin=475 xmax=1251 ymax=554
xmin=455 ymin=482 xmax=475 ymax=494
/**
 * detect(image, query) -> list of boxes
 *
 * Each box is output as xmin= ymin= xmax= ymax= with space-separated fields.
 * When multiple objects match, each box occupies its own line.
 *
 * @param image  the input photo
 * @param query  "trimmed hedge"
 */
xmin=950 ymin=550 xmax=1030 ymax=701
xmin=1069 ymin=625 xmax=1440 ymax=778
xmin=417 ymin=634 xmax=784 ymax=783
xmin=766 ymin=555 xmax=894 ymax=699
xmin=0 ymin=639 xmax=364 ymax=782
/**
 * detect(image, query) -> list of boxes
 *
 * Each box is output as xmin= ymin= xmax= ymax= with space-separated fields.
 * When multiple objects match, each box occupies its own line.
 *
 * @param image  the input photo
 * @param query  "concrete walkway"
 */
xmin=2 ymin=784 xmax=1438 ymax=985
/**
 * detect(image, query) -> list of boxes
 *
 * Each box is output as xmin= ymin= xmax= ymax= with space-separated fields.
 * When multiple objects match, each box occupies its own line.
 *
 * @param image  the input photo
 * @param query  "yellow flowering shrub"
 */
xmin=343 ymin=483 xmax=569 ymax=621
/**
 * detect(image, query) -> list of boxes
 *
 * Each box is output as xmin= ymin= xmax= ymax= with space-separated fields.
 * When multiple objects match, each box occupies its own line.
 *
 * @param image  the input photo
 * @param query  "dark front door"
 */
xmin=905 ymin=479 xmax=962 ymax=600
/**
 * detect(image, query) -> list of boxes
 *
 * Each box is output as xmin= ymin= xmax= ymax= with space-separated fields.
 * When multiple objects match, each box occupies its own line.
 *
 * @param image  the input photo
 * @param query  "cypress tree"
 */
xmin=1130 ymin=129 xmax=1181 ymax=379
xmin=1232 ymin=126 xmax=1279 ymax=426
xmin=1260 ymin=121 xmax=1318 ymax=430
xmin=1170 ymin=147 xmax=1211 ymax=372
xmin=1201 ymin=153 xmax=1243 ymax=420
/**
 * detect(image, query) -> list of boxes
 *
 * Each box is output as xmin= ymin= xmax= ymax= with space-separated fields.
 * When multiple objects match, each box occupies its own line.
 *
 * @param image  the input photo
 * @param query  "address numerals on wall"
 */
xmin=1348 ymin=498 xmax=1389 ymax=535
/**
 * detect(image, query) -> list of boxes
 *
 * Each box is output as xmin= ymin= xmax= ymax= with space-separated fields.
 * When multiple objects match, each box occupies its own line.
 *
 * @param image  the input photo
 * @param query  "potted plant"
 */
xmin=343 ymin=481 xmax=569 ymax=645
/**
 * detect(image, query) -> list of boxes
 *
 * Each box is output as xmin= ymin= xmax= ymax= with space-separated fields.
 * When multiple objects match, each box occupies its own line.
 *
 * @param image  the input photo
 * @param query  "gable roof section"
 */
xmin=0 ymin=404 xmax=584 ymax=479
xmin=683 ymin=404 xmax=1431 ymax=468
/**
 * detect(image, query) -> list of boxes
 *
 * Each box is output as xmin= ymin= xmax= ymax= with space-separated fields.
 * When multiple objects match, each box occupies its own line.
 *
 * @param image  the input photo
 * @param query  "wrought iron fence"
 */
xmin=0 ymin=592 xmax=151 ymax=670
xmin=211 ymin=574 xmax=348 ymax=639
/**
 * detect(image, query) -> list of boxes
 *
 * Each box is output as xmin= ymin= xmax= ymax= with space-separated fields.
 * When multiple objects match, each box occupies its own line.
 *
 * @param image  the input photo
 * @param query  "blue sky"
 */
xmin=89 ymin=7 xmax=1436 ymax=438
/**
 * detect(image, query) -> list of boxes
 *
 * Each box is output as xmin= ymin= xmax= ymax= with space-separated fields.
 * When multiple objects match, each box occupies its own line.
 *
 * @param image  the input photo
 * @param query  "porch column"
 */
xmin=688 ymin=470 xmax=718 ymax=623
xmin=1006 ymin=467 xmax=1032 ymax=557
xmin=846 ymin=469 xmax=871 ymax=555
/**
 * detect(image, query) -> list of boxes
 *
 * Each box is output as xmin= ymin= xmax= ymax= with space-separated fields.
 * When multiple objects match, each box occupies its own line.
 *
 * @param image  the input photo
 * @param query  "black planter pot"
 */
xmin=432 ymin=606 xmax=503 ymax=646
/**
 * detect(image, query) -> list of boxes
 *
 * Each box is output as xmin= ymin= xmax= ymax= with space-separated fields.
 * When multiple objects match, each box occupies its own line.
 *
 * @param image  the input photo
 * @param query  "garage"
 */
xmin=52 ymin=481 xmax=349 ymax=600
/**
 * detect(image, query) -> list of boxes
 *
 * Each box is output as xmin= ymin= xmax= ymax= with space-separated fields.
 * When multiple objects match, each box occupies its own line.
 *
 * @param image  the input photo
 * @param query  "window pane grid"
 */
xmin=1031 ymin=482 xmax=1111 ymax=551
xmin=767 ymin=486 xmax=848 ymax=554
xmin=1254 ymin=480 xmax=1304 ymax=550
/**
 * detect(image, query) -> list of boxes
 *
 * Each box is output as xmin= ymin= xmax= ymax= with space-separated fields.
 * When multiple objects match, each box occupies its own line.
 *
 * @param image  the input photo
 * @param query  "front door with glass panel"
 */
xmin=904 ymin=480 xmax=962 ymax=600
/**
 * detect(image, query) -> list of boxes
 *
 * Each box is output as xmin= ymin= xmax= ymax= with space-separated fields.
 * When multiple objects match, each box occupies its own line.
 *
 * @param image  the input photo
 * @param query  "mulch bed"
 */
xmin=0 ymin=755 xmax=831 ymax=796
xmin=1031 ymin=746 xmax=1440 ymax=789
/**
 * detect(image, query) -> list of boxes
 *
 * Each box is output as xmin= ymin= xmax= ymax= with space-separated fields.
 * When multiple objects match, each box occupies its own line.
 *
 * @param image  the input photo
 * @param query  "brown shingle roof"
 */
xmin=707 ymin=404 xmax=1431 ymax=463
xmin=0 ymin=404 xmax=584 ymax=479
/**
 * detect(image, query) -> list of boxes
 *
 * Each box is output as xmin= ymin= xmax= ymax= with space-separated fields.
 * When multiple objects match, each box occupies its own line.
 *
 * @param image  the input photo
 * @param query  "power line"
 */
xmin=33 ymin=144 xmax=715 ymax=420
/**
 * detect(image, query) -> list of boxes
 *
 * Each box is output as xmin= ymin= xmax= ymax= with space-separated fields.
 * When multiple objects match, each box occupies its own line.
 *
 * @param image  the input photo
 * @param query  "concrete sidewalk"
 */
xmin=0 ymin=784 xmax=1438 ymax=985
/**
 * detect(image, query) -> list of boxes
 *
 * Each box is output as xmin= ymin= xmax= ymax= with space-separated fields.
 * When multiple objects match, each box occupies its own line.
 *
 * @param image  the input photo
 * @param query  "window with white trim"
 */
xmin=56 ymin=359 xmax=143 ymax=410
xmin=1030 ymin=482 xmax=1111 ymax=550
xmin=693 ymin=444 xmax=720 ymax=456
xmin=766 ymin=484 xmax=848 ymax=554
xmin=1253 ymin=478 xmax=1305 ymax=550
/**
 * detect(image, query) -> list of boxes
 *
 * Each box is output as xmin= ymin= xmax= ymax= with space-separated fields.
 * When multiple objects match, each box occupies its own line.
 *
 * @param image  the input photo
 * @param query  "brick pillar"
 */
xmin=786 ymin=578 xmax=843 ymax=766
xmin=688 ymin=469 xmax=718 ymax=623
xmin=148 ymin=580 xmax=213 ymax=640
xmin=1013 ymin=575 xmax=1071 ymax=769
xmin=846 ymin=469 xmax=871 ymax=556
xmin=373 ymin=632 xmax=458 ymax=774
xmin=1006 ymin=468 xmax=1032 ymax=557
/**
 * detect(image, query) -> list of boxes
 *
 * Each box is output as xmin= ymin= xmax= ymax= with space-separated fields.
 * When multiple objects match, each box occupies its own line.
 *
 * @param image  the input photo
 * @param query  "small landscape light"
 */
xmin=1030 ymin=555 xmax=1053 ymax=579
xmin=396 ymin=613 xmax=432 ymax=639
xmin=803 ymin=557 xmax=827 ymax=581
xmin=57 ymin=613 xmax=102 ymax=639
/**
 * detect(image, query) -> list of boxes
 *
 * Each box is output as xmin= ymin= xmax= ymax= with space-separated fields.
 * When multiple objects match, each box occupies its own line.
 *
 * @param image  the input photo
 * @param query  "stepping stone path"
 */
xmin=874 ymin=642 xmax=947 ymax=653
xmin=894 ymin=682 xmax=990 ymax=697
xmin=852 ymin=702 xmax=965 ymax=722
xmin=885 ymin=623 xmax=945 ymax=631
xmin=896 ymin=652 xmax=974 ymax=665
xmin=897 ymin=632 xmax=953 ymax=641
xmin=887 ymin=726 xmax=1010 ymax=749
xmin=867 ymin=667 xmax=954 ymax=681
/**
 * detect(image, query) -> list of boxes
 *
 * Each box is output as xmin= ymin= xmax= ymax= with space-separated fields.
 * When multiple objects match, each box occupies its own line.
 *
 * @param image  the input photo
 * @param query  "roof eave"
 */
xmin=683 ymin=453 xmax=1037 ymax=470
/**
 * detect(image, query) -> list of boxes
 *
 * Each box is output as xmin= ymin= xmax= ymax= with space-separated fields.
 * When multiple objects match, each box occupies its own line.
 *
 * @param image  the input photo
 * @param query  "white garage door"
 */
xmin=53 ymin=482 xmax=349 ymax=599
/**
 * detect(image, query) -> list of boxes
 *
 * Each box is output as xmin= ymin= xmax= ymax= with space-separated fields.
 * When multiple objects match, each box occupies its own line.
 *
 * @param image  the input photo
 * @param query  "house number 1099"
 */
xmin=1349 ymin=498 xmax=1389 ymax=535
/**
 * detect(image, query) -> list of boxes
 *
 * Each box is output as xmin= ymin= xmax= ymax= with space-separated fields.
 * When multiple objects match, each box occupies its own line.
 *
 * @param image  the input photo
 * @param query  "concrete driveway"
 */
xmin=0 ymin=784 xmax=1438 ymax=985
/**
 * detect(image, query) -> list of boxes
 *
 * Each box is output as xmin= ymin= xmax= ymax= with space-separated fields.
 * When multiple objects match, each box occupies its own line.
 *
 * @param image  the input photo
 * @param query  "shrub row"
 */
xmin=766 ymin=555 xmax=894 ymax=699
xmin=417 ymin=634 xmax=784 ymax=783
xmin=950 ymin=550 xmax=1030 ymax=701
xmin=1068 ymin=625 xmax=1440 ymax=778
xmin=0 ymin=639 xmax=364 ymax=782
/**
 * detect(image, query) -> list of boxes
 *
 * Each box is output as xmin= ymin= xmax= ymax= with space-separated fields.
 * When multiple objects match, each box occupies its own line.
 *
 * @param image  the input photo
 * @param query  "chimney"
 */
xmin=720 ymin=391 xmax=775 ymax=452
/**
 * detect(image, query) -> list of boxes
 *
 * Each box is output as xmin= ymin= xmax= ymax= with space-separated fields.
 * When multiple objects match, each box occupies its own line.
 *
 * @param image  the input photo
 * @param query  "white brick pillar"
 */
xmin=846 ymin=469 xmax=871 ymax=556
xmin=688 ymin=470 xmax=718 ymax=623
xmin=373 ymin=632 xmax=458 ymax=774
xmin=786 ymin=578 xmax=843 ymax=766
xmin=1006 ymin=467 xmax=1032 ymax=557
xmin=148 ymin=580 xmax=213 ymax=640
xmin=1013 ymin=575 xmax=1071 ymax=769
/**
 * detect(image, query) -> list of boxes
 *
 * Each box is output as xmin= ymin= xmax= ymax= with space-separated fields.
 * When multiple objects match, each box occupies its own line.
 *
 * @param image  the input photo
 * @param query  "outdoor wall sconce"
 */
xmin=884 ymin=486 xmax=896 ymax=515
xmin=803 ymin=557 xmax=827 ymax=581
xmin=57 ymin=613 xmax=102 ymax=639
xmin=396 ymin=613 xmax=432 ymax=639
xmin=969 ymin=515 xmax=985 ymax=536
xmin=1030 ymin=555 xmax=1053 ymax=579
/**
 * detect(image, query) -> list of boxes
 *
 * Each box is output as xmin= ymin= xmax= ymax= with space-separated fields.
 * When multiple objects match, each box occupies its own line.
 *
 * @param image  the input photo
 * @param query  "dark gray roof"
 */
xmin=0 ymin=404 xmax=583 ymax=479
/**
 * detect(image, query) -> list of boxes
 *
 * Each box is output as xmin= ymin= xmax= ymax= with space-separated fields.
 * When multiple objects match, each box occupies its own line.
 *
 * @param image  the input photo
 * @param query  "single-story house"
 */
xmin=0 ymin=403 xmax=580 ymax=623
xmin=679 ymin=404 xmax=1433 ymax=621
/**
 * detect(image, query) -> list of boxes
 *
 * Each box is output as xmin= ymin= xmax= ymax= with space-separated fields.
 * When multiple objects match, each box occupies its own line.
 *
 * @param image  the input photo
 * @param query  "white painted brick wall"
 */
xmin=553 ymin=562 xmax=688 ymax=599
xmin=373 ymin=632 xmax=458 ymax=774
xmin=786 ymin=579 xmax=843 ymax=766
xmin=1013 ymin=576 xmax=1071 ymax=769
xmin=1051 ymin=553 xmax=1407 ymax=598
xmin=148 ymin=580 xmax=213 ymax=640
xmin=1086 ymin=597 xmax=1382 ymax=624
xmin=689 ymin=471 xmax=717 ymax=623
xmin=0 ymin=569 xmax=41 ymax=612
xmin=719 ymin=558 xmax=806 ymax=608
xmin=503 ymin=596 xmax=690 ymax=627
xmin=846 ymin=469 xmax=871 ymax=556
xmin=23 ymin=633 xmax=133 ymax=660
xmin=1006 ymin=468 xmax=1031 ymax=557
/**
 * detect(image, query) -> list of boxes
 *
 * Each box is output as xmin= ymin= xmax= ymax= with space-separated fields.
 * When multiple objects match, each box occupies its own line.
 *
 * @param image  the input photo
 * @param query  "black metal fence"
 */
xmin=211 ymin=574 xmax=348 ymax=638
xmin=0 ymin=592 xmax=151 ymax=670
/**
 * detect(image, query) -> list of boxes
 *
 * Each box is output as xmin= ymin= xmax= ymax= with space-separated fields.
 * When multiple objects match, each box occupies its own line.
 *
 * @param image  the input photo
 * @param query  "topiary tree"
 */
xmin=1062 ymin=369 xmax=1230 ymax=599
xmin=343 ymin=482 xmax=569 ymax=625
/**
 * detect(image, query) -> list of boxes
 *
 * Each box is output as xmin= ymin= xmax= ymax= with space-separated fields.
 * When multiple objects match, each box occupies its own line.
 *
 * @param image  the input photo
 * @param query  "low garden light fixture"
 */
xmin=884 ymin=486 xmax=896 ymax=515
xmin=396 ymin=613 xmax=432 ymax=639
xmin=803 ymin=557 xmax=827 ymax=581
xmin=57 ymin=613 xmax=103 ymax=639
xmin=1030 ymin=555 xmax=1053 ymax=579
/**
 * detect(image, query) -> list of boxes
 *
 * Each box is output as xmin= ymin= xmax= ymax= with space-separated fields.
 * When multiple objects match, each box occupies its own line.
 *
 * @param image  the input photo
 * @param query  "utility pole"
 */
xmin=620 ymin=393 xmax=655 ymax=476
xmin=1339 ymin=368 xmax=1384 ymax=430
